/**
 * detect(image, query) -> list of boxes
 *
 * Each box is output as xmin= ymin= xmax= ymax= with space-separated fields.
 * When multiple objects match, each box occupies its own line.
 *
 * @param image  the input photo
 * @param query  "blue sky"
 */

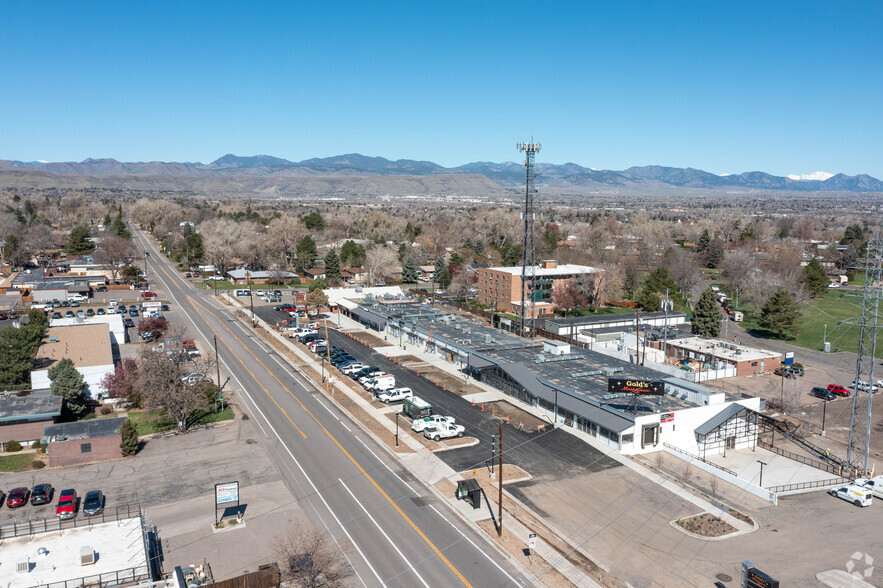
xmin=2 ymin=1 xmax=881 ymax=177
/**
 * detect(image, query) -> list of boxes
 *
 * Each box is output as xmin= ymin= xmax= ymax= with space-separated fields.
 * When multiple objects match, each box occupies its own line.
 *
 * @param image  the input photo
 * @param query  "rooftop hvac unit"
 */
xmin=484 ymin=334 xmax=492 ymax=343
xmin=534 ymin=354 xmax=544 ymax=362
xmin=80 ymin=545 xmax=95 ymax=565
xmin=49 ymin=336 xmax=58 ymax=343
xmin=455 ymin=324 xmax=461 ymax=330
xmin=16 ymin=558 xmax=29 ymax=573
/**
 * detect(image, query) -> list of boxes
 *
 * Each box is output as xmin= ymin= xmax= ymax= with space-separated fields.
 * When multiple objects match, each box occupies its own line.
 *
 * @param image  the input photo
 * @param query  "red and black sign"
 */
xmin=660 ymin=412 xmax=674 ymax=423
xmin=608 ymin=378 xmax=664 ymax=396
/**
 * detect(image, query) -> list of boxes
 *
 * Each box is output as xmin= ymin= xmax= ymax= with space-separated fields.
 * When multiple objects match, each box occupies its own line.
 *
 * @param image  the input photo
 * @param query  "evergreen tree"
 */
xmin=295 ymin=235 xmax=318 ymax=272
xmin=760 ymin=289 xmax=801 ymax=339
xmin=643 ymin=267 xmax=677 ymax=295
xmin=841 ymin=224 xmax=865 ymax=245
xmin=324 ymin=249 xmax=341 ymax=281
xmin=340 ymin=240 xmax=366 ymax=267
xmin=499 ymin=241 xmax=522 ymax=266
xmin=49 ymin=357 xmax=90 ymax=418
xmin=67 ymin=226 xmax=94 ymax=255
xmin=696 ymin=229 xmax=711 ymax=253
xmin=401 ymin=254 xmax=419 ymax=283
xmin=636 ymin=290 xmax=662 ymax=312
xmin=433 ymin=256 xmax=447 ymax=287
xmin=302 ymin=212 xmax=325 ymax=231
xmin=803 ymin=258 xmax=829 ymax=297
xmin=120 ymin=419 xmax=139 ymax=456
xmin=705 ymin=238 xmax=725 ymax=269
xmin=185 ymin=233 xmax=205 ymax=266
xmin=398 ymin=242 xmax=408 ymax=263
xmin=437 ymin=266 xmax=451 ymax=289
xmin=691 ymin=287 xmax=722 ymax=337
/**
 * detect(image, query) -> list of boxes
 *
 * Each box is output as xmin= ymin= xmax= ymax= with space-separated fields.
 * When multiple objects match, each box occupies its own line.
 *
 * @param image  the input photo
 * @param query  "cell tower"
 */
xmin=843 ymin=235 xmax=883 ymax=476
xmin=517 ymin=141 xmax=541 ymax=338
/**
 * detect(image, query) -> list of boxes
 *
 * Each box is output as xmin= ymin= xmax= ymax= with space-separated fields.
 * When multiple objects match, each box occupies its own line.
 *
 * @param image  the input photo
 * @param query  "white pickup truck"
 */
xmin=423 ymin=423 xmax=465 ymax=441
xmin=375 ymin=385 xmax=410 ymax=403
xmin=411 ymin=414 xmax=456 ymax=432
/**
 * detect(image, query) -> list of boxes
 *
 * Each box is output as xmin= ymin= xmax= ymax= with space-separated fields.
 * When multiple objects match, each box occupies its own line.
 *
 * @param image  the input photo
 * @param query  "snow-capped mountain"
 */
xmin=786 ymin=171 xmax=834 ymax=181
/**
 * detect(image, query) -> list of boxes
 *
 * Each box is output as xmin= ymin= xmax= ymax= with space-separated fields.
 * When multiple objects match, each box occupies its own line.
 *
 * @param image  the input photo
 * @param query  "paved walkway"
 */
xmin=705 ymin=447 xmax=841 ymax=490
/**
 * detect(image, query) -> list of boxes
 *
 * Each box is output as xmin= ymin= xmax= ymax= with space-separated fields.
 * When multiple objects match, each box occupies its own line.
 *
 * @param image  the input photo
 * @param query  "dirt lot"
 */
xmin=340 ymin=329 xmax=389 ymax=348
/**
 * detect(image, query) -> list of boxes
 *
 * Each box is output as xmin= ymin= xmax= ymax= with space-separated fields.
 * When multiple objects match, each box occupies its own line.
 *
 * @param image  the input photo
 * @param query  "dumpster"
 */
xmin=456 ymin=479 xmax=482 ymax=509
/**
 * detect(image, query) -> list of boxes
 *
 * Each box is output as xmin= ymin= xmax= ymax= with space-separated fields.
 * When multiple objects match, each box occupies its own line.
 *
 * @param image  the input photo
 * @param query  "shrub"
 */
xmin=32 ymin=460 xmax=45 ymax=469
xmin=119 ymin=419 xmax=139 ymax=457
xmin=31 ymin=440 xmax=46 ymax=453
xmin=5 ymin=440 xmax=22 ymax=452
xmin=100 ymin=405 xmax=113 ymax=415
xmin=84 ymin=413 xmax=97 ymax=420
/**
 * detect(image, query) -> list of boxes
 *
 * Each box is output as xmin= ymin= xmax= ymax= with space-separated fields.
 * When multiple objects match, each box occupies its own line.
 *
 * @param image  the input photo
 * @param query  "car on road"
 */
xmin=829 ymin=484 xmax=873 ymax=507
xmin=827 ymin=384 xmax=850 ymax=397
xmin=810 ymin=387 xmax=837 ymax=400
xmin=82 ymin=490 xmax=104 ymax=516
xmin=6 ymin=487 xmax=29 ymax=508
xmin=423 ymin=422 xmax=466 ymax=441
xmin=411 ymin=414 xmax=456 ymax=432
xmin=56 ymin=489 xmax=77 ymax=519
xmin=30 ymin=483 xmax=53 ymax=505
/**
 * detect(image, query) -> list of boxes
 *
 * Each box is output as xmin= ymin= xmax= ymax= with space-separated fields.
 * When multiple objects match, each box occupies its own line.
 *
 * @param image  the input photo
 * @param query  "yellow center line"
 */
xmin=185 ymin=296 xmax=308 ymax=439
xmin=187 ymin=295 xmax=473 ymax=587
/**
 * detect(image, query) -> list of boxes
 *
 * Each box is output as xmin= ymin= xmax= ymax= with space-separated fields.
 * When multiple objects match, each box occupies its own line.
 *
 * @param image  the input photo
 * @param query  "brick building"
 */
xmin=42 ymin=417 xmax=127 ymax=467
xmin=477 ymin=260 xmax=603 ymax=318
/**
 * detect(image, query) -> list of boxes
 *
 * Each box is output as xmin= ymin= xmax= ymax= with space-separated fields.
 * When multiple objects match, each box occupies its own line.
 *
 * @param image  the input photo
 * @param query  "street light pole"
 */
xmin=757 ymin=460 xmax=767 ymax=488
xmin=821 ymin=397 xmax=829 ymax=437
xmin=214 ymin=334 xmax=220 ymax=387
xmin=395 ymin=412 xmax=400 ymax=447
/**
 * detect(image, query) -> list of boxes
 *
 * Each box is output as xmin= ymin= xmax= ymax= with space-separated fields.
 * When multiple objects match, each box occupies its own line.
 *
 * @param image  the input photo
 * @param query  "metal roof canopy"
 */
xmin=43 ymin=416 xmax=127 ymax=441
xmin=695 ymin=403 xmax=754 ymax=438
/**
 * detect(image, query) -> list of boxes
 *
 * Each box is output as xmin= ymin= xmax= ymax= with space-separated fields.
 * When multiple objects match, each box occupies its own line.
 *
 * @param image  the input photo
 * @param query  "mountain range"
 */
xmin=1 ymin=154 xmax=880 ymax=194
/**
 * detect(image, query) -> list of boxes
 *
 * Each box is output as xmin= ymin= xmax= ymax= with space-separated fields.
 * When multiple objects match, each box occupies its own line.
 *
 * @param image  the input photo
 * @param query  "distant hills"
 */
xmin=0 ymin=154 xmax=880 ymax=194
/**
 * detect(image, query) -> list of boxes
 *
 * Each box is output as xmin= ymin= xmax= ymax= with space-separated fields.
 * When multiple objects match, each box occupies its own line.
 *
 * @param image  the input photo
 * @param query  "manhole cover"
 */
xmin=245 ymin=438 xmax=257 ymax=445
xmin=715 ymin=573 xmax=732 ymax=583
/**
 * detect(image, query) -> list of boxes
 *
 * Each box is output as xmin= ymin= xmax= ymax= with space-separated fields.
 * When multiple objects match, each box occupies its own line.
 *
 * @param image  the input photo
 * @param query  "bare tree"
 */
xmin=267 ymin=215 xmax=306 ymax=270
xmin=365 ymin=246 xmax=397 ymax=285
xmin=138 ymin=347 xmax=210 ymax=430
xmin=94 ymin=234 xmax=135 ymax=282
xmin=447 ymin=269 xmax=476 ymax=300
xmin=663 ymin=247 xmax=703 ymax=303
xmin=26 ymin=224 xmax=56 ymax=261
xmin=202 ymin=218 xmax=246 ymax=276
xmin=275 ymin=523 xmax=352 ymax=587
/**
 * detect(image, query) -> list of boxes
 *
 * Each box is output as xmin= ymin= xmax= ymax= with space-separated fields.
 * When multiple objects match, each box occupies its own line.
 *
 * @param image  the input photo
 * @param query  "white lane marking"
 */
xmin=429 ymin=504 xmax=522 ymax=587
xmin=269 ymin=353 xmax=309 ymax=391
xmin=136 ymin=232 xmax=380 ymax=588
xmin=354 ymin=435 xmax=419 ymax=494
xmin=339 ymin=478 xmax=431 ymax=588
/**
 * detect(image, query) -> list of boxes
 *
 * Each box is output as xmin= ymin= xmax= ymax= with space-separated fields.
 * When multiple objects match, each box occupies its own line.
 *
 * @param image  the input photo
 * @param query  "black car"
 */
xmin=82 ymin=490 xmax=104 ymax=516
xmin=161 ymin=304 xmax=170 ymax=312
xmin=96 ymin=308 xmax=106 ymax=315
xmin=30 ymin=483 xmax=53 ymax=505
xmin=300 ymin=334 xmax=320 ymax=344
xmin=96 ymin=286 xmax=108 ymax=292
xmin=86 ymin=308 xmax=95 ymax=316
xmin=352 ymin=367 xmax=380 ymax=380
xmin=52 ymin=312 xmax=62 ymax=319
xmin=811 ymin=387 xmax=837 ymax=400
xmin=331 ymin=355 xmax=355 ymax=366
xmin=123 ymin=318 xmax=135 ymax=328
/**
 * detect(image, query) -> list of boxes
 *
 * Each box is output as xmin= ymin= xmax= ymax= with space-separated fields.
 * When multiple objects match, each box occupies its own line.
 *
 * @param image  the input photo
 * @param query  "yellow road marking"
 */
xmin=187 ymin=295 xmax=473 ymax=587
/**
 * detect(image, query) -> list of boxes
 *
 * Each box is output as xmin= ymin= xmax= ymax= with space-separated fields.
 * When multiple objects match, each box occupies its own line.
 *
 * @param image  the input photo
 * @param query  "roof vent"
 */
xmin=49 ymin=336 xmax=58 ymax=343
xmin=16 ymin=558 xmax=29 ymax=573
xmin=80 ymin=545 xmax=96 ymax=565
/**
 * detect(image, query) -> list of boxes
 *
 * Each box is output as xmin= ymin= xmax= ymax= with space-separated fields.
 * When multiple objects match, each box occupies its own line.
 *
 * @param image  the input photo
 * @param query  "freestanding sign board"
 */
xmin=214 ymin=481 xmax=240 ymax=524
xmin=607 ymin=378 xmax=664 ymax=396
xmin=528 ymin=533 xmax=537 ymax=550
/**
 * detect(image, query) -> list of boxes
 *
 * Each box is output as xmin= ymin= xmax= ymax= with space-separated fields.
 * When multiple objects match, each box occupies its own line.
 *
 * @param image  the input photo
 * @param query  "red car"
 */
xmin=0 ymin=312 xmax=8 ymax=320
xmin=6 ymin=487 xmax=28 ymax=508
xmin=827 ymin=384 xmax=850 ymax=397
xmin=140 ymin=291 xmax=157 ymax=298
xmin=56 ymin=488 xmax=77 ymax=519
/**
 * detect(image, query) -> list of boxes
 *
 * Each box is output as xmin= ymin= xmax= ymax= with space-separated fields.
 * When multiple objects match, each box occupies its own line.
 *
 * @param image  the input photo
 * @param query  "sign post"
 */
xmin=214 ymin=481 xmax=240 ymax=525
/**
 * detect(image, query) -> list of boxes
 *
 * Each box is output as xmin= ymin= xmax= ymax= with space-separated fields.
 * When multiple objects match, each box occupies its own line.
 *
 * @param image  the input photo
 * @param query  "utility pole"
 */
xmin=498 ymin=421 xmax=503 ymax=537
xmin=490 ymin=433 xmax=496 ymax=475
xmin=634 ymin=308 xmax=641 ymax=365
xmin=214 ymin=335 xmax=220 ymax=387
xmin=324 ymin=319 xmax=332 ymax=391
xmin=517 ymin=140 xmax=541 ymax=339
xmin=821 ymin=397 xmax=829 ymax=437
xmin=663 ymin=288 xmax=670 ymax=363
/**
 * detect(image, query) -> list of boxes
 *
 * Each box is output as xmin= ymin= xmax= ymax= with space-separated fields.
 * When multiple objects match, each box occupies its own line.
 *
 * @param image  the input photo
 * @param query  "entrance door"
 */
xmin=726 ymin=436 xmax=736 ymax=450
xmin=642 ymin=425 xmax=659 ymax=448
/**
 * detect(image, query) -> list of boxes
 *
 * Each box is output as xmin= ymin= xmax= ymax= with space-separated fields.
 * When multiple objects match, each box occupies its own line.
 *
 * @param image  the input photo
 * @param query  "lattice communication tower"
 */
xmin=843 ymin=236 xmax=883 ymax=475
xmin=517 ymin=141 xmax=541 ymax=338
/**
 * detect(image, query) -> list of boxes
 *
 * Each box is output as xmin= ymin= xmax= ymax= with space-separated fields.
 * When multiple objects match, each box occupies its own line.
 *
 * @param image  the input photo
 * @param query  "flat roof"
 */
xmin=34 ymin=324 xmax=113 ymax=369
xmin=0 ymin=389 xmax=62 ymax=423
xmin=543 ymin=310 xmax=688 ymax=328
xmin=665 ymin=335 xmax=781 ymax=362
xmin=0 ymin=517 xmax=147 ymax=587
xmin=483 ymin=263 xmax=603 ymax=277
xmin=43 ymin=416 xmax=127 ymax=441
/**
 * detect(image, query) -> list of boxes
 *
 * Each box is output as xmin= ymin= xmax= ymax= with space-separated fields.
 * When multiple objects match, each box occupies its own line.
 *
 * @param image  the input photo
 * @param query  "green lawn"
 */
xmin=0 ymin=453 xmax=38 ymax=472
xmin=740 ymin=287 xmax=876 ymax=356
xmin=128 ymin=406 xmax=234 ymax=435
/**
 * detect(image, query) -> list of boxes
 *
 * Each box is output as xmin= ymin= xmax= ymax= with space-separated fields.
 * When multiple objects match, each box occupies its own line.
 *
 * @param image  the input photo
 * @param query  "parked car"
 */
xmin=787 ymin=366 xmax=804 ymax=377
xmin=96 ymin=286 xmax=108 ymax=292
xmin=411 ymin=414 xmax=456 ymax=432
xmin=6 ymin=487 xmax=29 ymax=508
xmin=368 ymin=378 xmax=400 ymax=396
xmin=161 ymin=304 xmax=170 ymax=312
xmin=185 ymin=273 xmax=192 ymax=278
xmin=76 ymin=310 xmax=85 ymax=318
xmin=123 ymin=318 xmax=135 ymax=328
xmin=86 ymin=308 xmax=95 ymax=317
xmin=829 ymin=484 xmax=873 ymax=507
xmin=56 ymin=489 xmax=77 ymax=519
xmin=255 ymin=290 xmax=266 ymax=297
xmin=423 ymin=423 xmax=466 ymax=441
xmin=97 ymin=308 xmax=106 ymax=315
xmin=70 ymin=301 xmax=80 ymax=307
xmin=358 ymin=370 xmax=385 ymax=385
xmin=341 ymin=363 xmax=365 ymax=375
xmin=181 ymin=371 xmax=210 ymax=386
xmin=141 ymin=291 xmax=157 ymax=298
xmin=850 ymin=380 xmax=878 ymax=392
xmin=810 ymin=387 xmax=837 ymax=400
xmin=64 ymin=310 xmax=74 ymax=318
xmin=855 ymin=476 xmax=883 ymax=499
xmin=130 ymin=308 xmax=139 ymax=317
xmin=30 ymin=483 xmax=53 ymax=505
xmin=827 ymin=384 xmax=850 ymax=397
xmin=774 ymin=367 xmax=798 ymax=379
xmin=82 ymin=490 xmax=105 ymax=516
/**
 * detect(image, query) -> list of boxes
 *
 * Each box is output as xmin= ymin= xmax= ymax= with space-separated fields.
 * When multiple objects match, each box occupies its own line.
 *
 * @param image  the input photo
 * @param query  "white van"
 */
xmin=856 ymin=476 xmax=883 ymax=499
xmin=366 ymin=375 xmax=396 ymax=393
xmin=829 ymin=484 xmax=873 ymax=507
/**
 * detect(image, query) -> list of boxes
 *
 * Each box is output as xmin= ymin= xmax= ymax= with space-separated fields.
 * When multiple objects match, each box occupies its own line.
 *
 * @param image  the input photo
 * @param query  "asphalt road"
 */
xmin=131 ymin=231 xmax=524 ymax=588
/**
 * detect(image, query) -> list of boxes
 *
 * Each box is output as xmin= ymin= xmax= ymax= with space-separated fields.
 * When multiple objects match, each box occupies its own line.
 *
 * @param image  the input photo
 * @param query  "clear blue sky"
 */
xmin=2 ymin=1 xmax=881 ymax=177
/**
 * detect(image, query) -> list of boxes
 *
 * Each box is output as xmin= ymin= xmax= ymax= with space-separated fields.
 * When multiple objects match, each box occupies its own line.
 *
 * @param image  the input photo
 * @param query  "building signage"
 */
xmin=215 ymin=482 xmax=239 ymax=505
xmin=660 ymin=412 xmax=674 ymax=424
xmin=608 ymin=378 xmax=664 ymax=396
xmin=528 ymin=533 xmax=537 ymax=549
